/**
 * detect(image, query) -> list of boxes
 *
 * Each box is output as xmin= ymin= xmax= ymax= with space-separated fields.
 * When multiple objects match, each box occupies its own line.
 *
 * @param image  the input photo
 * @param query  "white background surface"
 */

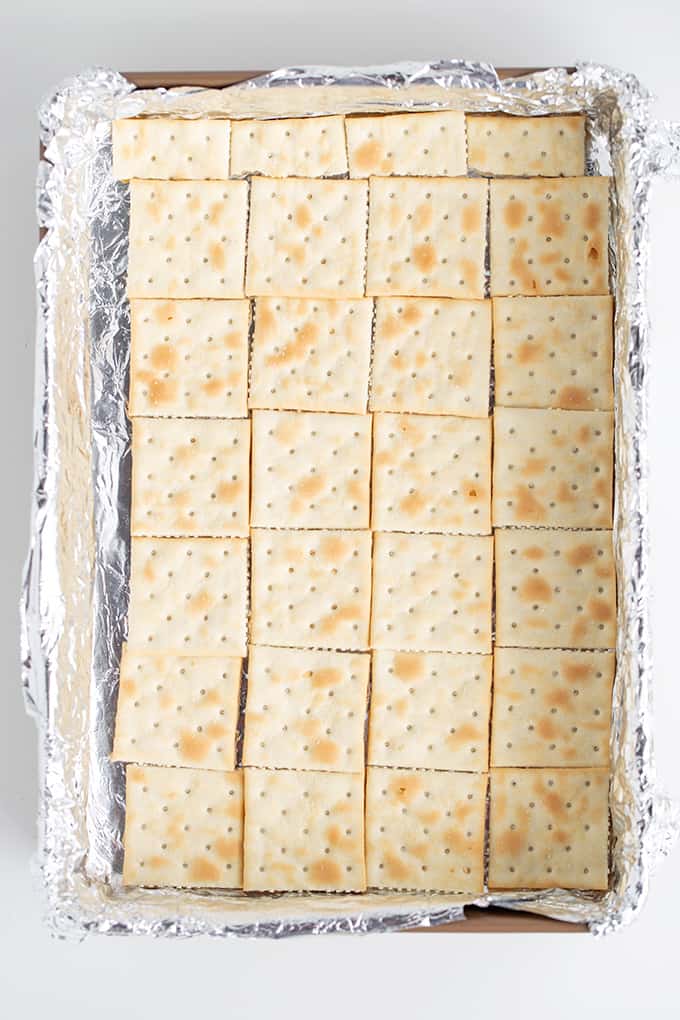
xmin=1 ymin=2 xmax=679 ymax=1016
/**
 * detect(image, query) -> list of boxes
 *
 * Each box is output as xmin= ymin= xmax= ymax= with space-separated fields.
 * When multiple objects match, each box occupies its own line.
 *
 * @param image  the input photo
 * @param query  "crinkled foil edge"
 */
xmin=21 ymin=60 xmax=680 ymax=939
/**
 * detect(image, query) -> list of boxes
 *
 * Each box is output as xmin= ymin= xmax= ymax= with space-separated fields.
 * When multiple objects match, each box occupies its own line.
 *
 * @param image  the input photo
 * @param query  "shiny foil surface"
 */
xmin=21 ymin=61 xmax=680 ymax=938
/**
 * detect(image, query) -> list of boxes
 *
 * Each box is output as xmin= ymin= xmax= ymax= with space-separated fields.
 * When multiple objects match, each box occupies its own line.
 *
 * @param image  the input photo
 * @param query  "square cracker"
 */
xmin=366 ymin=177 xmax=487 ymax=299
xmin=113 ymin=119 xmax=230 ymax=181
xmin=243 ymin=645 xmax=369 ymax=772
xmin=128 ymin=299 xmax=249 ymax=419
xmin=493 ymin=295 xmax=614 ymax=410
xmin=112 ymin=652 xmax=241 ymax=770
xmin=249 ymin=297 xmax=373 ymax=414
xmin=372 ymin=412 xmax=491 ymax=535
xmin=251 ymin=410 xmax=371 ymax=529
xmin=127 ymin=180 xmax=248 ymax=299
xmin=250 ymin=529 xmax=372 ymax=650
xmin=126 ymin=537 xmax=248 ymax=656
xmin=245 ymin=177 xmax=368 ymax=298
xmin=123 ymin=764 xmax=243 ymax=888
xmin=230 ymin=115 xmax=347 ymax=177
xmin=466 ymin=115 xmax=585 ymax=177
xmin=370 ymin=298 xmax=491 ymax=417
xmin=488 ymin=767 xmax=609 ymax=890
xmin=489 ymin=177 xmax=610 ymax=297
xmin=495 ymin=528 xmax=616 ymax=650
xmin=368 ymin=650 xmax=492 ymax=771
xmin=491 ymin=648 xmax=614 ymax=768
xmin=346 ymin=111 xmax=466 ymax=177
xmin=131 ymin=417 xmax=250 ymax=538
xmin=492 ymin=407 xmax=614 ymax=529
xmin=365 ymin=767 xmax=486 ymax=892
xmin=371 ymin=532 xmax=493 ymax=654
xmin=243 ymin=768 xmax=365 ymax=891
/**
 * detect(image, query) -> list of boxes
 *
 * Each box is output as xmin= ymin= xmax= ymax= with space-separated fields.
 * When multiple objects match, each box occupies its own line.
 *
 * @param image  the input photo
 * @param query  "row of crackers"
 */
xmin=114 ymin=112 xmax=586 ymax=182
xmin=130 ymin=406 xmax=613 ymax=536
xmin=129 ymin=295 xmax=613 ymax=419
xmin=123 ymin=762 xmax=609 ymax=894
xmin=122 ymin=174 xmax=609 ymax=301
xmin=115 ymin=645 xmax=612 ymax=775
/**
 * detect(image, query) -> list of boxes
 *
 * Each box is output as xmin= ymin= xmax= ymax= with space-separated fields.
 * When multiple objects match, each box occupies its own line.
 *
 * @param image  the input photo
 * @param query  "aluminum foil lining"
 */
xmin=21 ymin=60 xmax=680 ymax=939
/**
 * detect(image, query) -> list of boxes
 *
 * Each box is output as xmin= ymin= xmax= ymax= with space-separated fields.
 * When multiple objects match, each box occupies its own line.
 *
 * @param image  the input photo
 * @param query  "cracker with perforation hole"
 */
xmin=251 ymin=410 xmax=371 ymax=529
xmin=243 ymin=768 xmax=365 ymax=891
xmin=112 ymin=652 xmax=241 ymax=770
xmin=129 ymin=299 xmax=249 ymax=418
xmin=231 ymin=116 xmax=347 ymax=177
xmin=365 ymin=767 xmax=486 ymax=892
xmin=131 ymin=418 xmax=250 ymax=537
xmin=488 ymin=767 xmax=609 ymax=890
xmin=492 ymin=407 xmax=613 ymax=529
xmin=368 ymin=650 xmax=492 ymax=770
xmin=371 ymin=532 xmax=493 ymax=654
xmin=250 ymin=529 xmax=372 ymax=650
xmin=366 ymin=177 xmax=487 ymax=298
xmin=123 ymin=764 xmax=243 ymax=888
xmin=245 ymin=178 xmax=368 ymax=298
xmin=249 ymin=297 xmax=373 ymax=413
xmin=370 ymin=298 xmax=491 ymax=416
xmin=493 ymin=295 xmax=614 ymax=410
xmin=243 ymin=646 xmax=369 ymax=772
xmin=127 ymin=180 xmax=248 ymax=298
xmin=467 ymin=115 xmax=585 ymax=177
xmin=113 ymin=119 xmax=230 ymax=181
xmin=372 ymin=412 xmax=491 ymax=535
xmin=489 ymin=177 xmax=610 ymax=297
xmin=495 ymin=528 xmax=616 ymax=650
xmin=126 ymin=537 xmax=248 ymax=656
xmin=491 ymin=648 xmax=614 ymax=768
xmin=346 ymin=111 xmax=466 ymax=177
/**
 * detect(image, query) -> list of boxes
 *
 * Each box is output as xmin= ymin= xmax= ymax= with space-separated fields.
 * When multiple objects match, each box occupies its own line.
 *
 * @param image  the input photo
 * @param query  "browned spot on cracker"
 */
xmin=517 ymin=340 xmax=542 ymax=365
xmin=393 ymin=653 xmax=424 ymax=682
xmin=497 ymin=827 xmax=524 ymax=855
xmin=558 ymin=385 xmax=590 ymax=409
xmin=462 ymin=203 xmax=481 ymax=233
xmin=310 ymin=738 xmax=340 ymax=766
xmin=389 ymin=773 xmax=422 ymax=805
xmin=318 ymin=604 xmax=361 ymax=635
xmin=521 ymin=457 xmax=548 ymax=478
xmin=519 ymin=575 xmax=552 ymax=602
xmin=150 ymin=343 xmax=178 ymax=371
xmin=214 ymin=837 xmax=239 ymax=860
xmin=400 ymin=490 xmax=426 ymax=516
xmin=188 ymin=590 xmax=213 ymax=613
xmin=263 ymin=320 xmax=317 ymax=366
xmin=536 ymin=716 xmax=558 ymax=740
xmin=309 ymin=857 xmax=342 ymax=885
xmin=311 ymin=667 xmax=341 ymax=689
xmin=567 ymin=543 xmax=595 ymax=568
xmin=504 ymin=199 xmax=526 ymax=230
xmin=320 ymin=534 xmax=348 ymax=562
xmin=514 ymin=484 xmax=546 ymax=521
xmin=523 ymin=545 xmax=546 ymax=561
xmin=148 ymin=377 xmax=179 ymax=407
xmin=413 ymin=203 xmax=432 ymax=231
xmin=354 ymin=139 xmax=382 ymax=170
xmin=589 ymin=597 xmax=613 ymax=622
xmin=383 ymin=852 xmax=410 ymax=882
xmin=584 ymin=201 xmax=602 ymax=231
xmin=297 ymin=474 xmax=325 ymax=500
xmin=178 ymin=854 xmax=222 ymax=890
xmin=413 ymin=242 xmax=436 ymax=274
xmin=295 ymin=204 xmax=312 ymax=229
xmin=203 ymin=376 xmax=226 ymax=397
xmin=178 ymin=730 xmax=209 ymax=762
